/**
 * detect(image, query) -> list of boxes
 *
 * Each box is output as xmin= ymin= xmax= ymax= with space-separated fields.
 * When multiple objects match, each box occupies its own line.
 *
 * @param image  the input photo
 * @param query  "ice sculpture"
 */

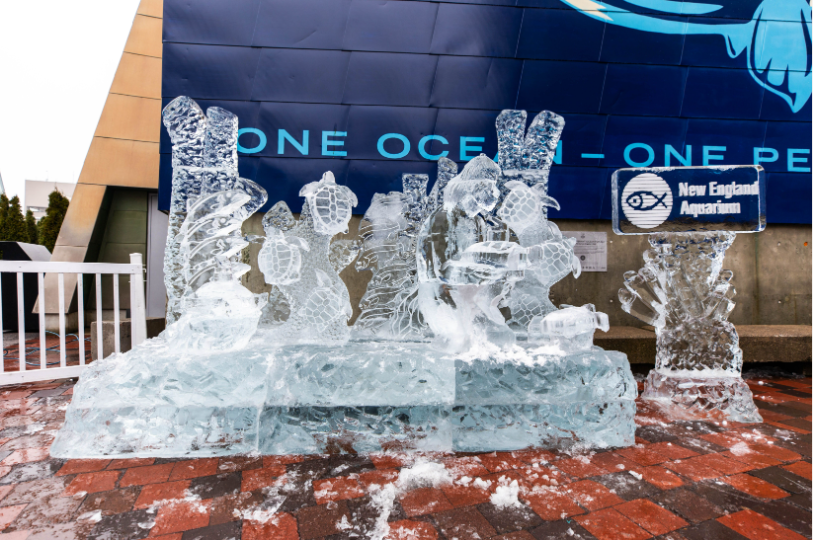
xmin=257 ymin=172 xmax=359 ymax=344
xmin=613 ymin=166 xmax=765 ymax=423
xmin=416 ymin=154 xmax=519 ymax=352
xmin=51 ymin=97 xmax=271 ymax=457
xmin=354 ymin=161 xmax=458 ymax=339
xmin=493 ymin=111 xmax=582 ymax=334
xmin=619 ymin=233 xmax=762 ymax=422
xmin=53 ymin=103 xmax=637 ymax=459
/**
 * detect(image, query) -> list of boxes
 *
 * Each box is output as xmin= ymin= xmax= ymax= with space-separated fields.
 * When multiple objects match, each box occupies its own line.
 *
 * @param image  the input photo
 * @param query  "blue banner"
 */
xmin=160 ymin=0 xmax=812 ymax=224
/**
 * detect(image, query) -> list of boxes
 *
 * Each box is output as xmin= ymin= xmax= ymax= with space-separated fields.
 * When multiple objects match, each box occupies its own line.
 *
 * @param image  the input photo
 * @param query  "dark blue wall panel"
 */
xmin=162 ymin=44 xmax=260 ymax=100
xmin=252 ymin=0 xmax=351 ymax=49
xmin=252 ymin=49 xmax=350 ymax=103
xmin=430 ymin=57 xmax=522 ymax=109
xmin=343 ymin=0 xmax=438 ymax=53
xmin=517 ymin=8 xmax=605 ymax=61
xmin=342 ymin=52 xmax=438 ymax=106
xmin=160 ymin=0 xmax=813 ymax=223
xmin=431 ymin=4 xmax=522 ymax=57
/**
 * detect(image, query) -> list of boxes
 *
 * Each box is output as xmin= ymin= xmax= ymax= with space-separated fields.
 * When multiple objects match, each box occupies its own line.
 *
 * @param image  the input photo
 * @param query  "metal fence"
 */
xmin=0 ymin=253 xmax=146 ymax=385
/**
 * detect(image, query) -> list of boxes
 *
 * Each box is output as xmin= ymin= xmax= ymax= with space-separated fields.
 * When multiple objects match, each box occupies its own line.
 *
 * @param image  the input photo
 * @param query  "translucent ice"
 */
xmin=416 ymin=155 xmax=520 ymax=352
xmin=494 ymin=111 xmax=580 ymax=333
xmin=159 ymin=98 xmax=268 ymax=351
xmin=529 ymin=304 xmax=609 ymax=354
xmin=619 ymin=232 xmax=761 ymax=422
xmin=53 ymin=104 xmax=637 ymax=459
xmin=258 ymin=172 xmax=359 ymax=344
xmin=354 ymin=160 xmax=458 ymax=340
xmin=160 ymin=98 xmax=266 ymax=324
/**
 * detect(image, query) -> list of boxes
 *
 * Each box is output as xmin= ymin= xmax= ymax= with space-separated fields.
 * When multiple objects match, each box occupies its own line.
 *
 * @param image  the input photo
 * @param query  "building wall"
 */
xmin=94 ymin=189 xmax=149 ymax=311
xmin=44 ymin=0 xmax=163 ymax=323
xmin=243 ymin=214 xmax=812 ymax=327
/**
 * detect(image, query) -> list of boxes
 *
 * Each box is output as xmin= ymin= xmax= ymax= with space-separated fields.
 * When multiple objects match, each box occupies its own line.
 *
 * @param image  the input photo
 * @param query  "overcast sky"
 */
xmin=0 ymin=0 xmax=141 ymax=207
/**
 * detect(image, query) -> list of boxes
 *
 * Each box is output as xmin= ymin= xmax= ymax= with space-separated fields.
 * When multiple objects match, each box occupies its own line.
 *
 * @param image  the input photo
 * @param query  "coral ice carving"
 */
xmin=53 ymin=102 xmax=637 ymax=459
xmin=619 ymin=232 xmax=762 ymax=422
xmin=354 ymin=160 xmax=458 ymax=340
xmin=258 ymin=172 xmax=359 ymax=344
xmin=160 ymin=97 xmax=268 ymax=351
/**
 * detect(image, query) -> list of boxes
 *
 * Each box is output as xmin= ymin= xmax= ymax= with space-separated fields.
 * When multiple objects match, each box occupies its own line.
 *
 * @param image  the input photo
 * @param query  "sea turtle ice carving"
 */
xmin=258 ymin=172 xmax=360 ymax=344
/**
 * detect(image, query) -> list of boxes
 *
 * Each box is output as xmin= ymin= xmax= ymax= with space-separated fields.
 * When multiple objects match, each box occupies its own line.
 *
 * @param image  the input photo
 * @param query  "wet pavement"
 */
xmin=0 ymin=374 xmax=807 ymax=539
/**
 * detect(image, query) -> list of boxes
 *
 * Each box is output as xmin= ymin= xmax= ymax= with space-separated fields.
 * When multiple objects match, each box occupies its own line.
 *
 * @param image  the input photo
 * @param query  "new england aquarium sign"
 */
xmin=612 ymin=165 xmax=766 ymax=234
xmin=159 ymin=0 xmax=812 ymax=224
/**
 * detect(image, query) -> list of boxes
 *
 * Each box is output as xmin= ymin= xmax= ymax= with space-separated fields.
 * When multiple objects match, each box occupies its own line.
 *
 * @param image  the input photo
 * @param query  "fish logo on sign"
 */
xmin=621 ymin=173 xmax=673 ymax=229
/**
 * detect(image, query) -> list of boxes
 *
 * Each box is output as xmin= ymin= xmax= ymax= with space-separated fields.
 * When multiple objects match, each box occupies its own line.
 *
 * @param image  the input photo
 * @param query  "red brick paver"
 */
xmin=566 ymin=479 xmax=624 ymax=510
xmin=722 ymin=473 xmax=790 ymax=499
xmin=243 ymin=512 xmax=299 ymax=540
xmin=119 ymin=463 xmax=175 ymax=486
xmin=0 ymin=374 xmax=806 ymax=539
xmin=575 ymin=508 xmax=651 ymax=540
xmin=399 ymin=487 xmax=453 ymax=517
xmin=616 ymin=498 xmax=688 ymax=536
xmin=134 ymin=480 xmax=190 ymax=509
xmin=63 ymin=470 xmax=120 ymax=495
xmin=151 ymin=500 xmax=211 ymax=535
xmin=718 ymin=508 xmax=807 ymax=540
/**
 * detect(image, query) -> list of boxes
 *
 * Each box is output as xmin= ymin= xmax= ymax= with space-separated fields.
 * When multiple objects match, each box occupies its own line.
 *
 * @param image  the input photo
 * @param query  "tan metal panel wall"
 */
xmin=95 ymin=94 xmax=162 ymax=143
xmin=109 ymin=53 xmax=162 ymax=100
xmin=124 ymin=14 xmax=163 ymax=58
xmin=137 ymin=0 xmax=163 ymax=18
xmin=78 ymin=139 xmax=160 ymax=189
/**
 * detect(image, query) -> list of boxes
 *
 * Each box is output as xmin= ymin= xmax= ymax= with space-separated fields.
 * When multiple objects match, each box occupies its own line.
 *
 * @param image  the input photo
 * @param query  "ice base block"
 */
xmin=641 ymin=370 xmax=762 ymax=423
xmin=51 ymin=336 xmax=637 ymax=458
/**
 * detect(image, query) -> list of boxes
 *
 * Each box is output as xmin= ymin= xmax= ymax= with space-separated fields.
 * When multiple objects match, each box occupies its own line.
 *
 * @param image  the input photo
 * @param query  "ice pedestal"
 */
xmin=641 ymin=371 xmax=760 ymax=423
xmin=51 ymin=337 xmax=635 ymax=458
xmin=619 ymin=232 xmax=762 ymax=423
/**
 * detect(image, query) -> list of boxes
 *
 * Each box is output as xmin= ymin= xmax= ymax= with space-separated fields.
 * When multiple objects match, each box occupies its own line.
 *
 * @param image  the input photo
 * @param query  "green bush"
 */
xmin=0 ymin=196 xmax=29 ymax=243
xmin=25 ymin=210 xmax=38 ymax=245
xmin=37 ymin=191 xmax=70 ymax=253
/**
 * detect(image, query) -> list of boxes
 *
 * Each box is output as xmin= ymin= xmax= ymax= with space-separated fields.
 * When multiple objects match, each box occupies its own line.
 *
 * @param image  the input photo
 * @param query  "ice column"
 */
xmin=161 ymin=97 xmax=269 ymax=350
xmin=494 ymin=110 xmax=582 ymax=333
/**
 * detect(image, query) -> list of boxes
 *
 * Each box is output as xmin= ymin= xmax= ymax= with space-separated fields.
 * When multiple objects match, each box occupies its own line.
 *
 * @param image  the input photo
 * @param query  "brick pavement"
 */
xmin=0 ymin=375 xmax=806 ymax=539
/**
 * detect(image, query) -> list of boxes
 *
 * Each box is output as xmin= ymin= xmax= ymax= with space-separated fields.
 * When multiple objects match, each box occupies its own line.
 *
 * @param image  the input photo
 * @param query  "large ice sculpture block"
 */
xmin=53 ymin=104 xmax=637 ymax=459
xmin=52 ymin=332 xmax=635 ymax=458
xmin=50 ymin=336 xmax=270 ymax=457
xmin=613 ymin=166 xmax=765 ymax=423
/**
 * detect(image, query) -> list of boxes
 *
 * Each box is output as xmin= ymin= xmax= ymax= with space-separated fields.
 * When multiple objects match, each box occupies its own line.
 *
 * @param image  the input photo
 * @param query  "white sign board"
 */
xmin=561 ymin=231 xmax=607 ymax=272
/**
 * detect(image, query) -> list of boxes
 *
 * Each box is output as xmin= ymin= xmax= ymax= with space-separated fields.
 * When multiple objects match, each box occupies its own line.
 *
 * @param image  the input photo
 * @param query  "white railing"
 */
xmin=0 ymin=253 xmax=146 ymax=385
